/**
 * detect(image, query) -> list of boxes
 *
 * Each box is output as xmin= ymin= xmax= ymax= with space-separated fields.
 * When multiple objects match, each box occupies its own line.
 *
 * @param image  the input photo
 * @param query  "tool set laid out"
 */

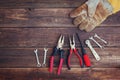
xmin=33 ymin=33 xmax=107 ymax=75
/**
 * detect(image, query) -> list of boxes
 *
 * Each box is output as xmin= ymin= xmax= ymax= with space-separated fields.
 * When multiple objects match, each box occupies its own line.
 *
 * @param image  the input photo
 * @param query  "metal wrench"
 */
xmin=85 ymin=40 xmax=101 ymax=61
xmin=94 ymin=33 xmax=107 ymax=44
xmin=42 ymin=48 xmax=48 ymax=67
xmin=34 ymin=49 xmax=41 ymax=67
xmin=89 ymin=36 xmax=104 ymax=49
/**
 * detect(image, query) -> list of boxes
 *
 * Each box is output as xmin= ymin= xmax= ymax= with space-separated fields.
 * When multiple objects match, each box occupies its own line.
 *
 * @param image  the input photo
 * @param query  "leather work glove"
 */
xmin=70 ymin=0 xmax=120 ymax=32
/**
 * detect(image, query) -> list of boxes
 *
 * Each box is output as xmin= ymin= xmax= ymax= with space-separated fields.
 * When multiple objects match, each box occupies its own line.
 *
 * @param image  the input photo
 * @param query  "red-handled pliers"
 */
xmin=67 ymin=35 xmax=84 ymax=70
xmin=49 ymin=35 xmax=64 ymax=75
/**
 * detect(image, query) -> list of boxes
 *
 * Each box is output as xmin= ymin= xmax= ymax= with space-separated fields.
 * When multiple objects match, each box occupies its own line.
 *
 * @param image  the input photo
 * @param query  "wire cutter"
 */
xmin=67 ymin=35 xmax=84 ymax=70
xmin=49 ymin=35 xmax=64 ymax=75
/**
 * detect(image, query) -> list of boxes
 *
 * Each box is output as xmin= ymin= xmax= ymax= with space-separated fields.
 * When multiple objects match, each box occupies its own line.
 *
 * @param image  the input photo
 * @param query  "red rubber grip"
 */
xmin=49 ymin=56 xmax=54 ymax=73
xmin=74 ymin=49 xmax=83 ymax=66
xmin=83 ymin=54 xmax=91 ymax=67
xmin=57 ymin=58 xmax=64 ymax=75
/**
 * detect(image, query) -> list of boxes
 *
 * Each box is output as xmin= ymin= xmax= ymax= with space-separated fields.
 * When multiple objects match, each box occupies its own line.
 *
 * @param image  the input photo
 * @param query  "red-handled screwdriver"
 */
xmin=76 ymin=33 xmax=91 ymax=67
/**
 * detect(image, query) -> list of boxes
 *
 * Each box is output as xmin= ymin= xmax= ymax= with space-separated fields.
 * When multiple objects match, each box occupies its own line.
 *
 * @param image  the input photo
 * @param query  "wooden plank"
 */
xmin=0 ymin=48 xmax=119 ymax=68
xmin=0 ymin=27 xmax=119 ymax=48
xmin=0 ymin=0 xmax=86 ymax=8
xmin=0 ymin=68 xmax=119 ymax=80
xmin=0 ymin=9 xmax=120 ymax=27
xmin=0 ymin=0 xmax=84 ymax=3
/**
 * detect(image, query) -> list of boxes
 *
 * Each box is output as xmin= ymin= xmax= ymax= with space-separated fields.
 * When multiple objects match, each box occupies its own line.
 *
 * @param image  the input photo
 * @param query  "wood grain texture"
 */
xmin=0 ymin=0 xmax=120 ymax=79
xmin=0 ymin=48 xmax=119 ymax=68
xmin=0 ymin=68 xmax=120 ymax=80
xmin=0 ymin=0 xmax=87 ymax=8
xmin=0 ymin=9 xmax=120 ymax=27
xmin=0 ymin=27 xmax=119 ymax=48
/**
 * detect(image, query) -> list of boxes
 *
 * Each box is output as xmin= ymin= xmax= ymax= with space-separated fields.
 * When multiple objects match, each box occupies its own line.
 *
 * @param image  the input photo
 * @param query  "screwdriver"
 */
xmin=76 ymin=33 xmax=91 ymax=67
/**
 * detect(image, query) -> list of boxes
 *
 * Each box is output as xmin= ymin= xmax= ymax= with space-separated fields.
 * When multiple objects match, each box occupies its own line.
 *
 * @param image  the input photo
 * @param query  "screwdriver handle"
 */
xmin=83 ymin=54 xmax=91 ymax=67
xmin=76 ymin=33 xmax=91 ymax=67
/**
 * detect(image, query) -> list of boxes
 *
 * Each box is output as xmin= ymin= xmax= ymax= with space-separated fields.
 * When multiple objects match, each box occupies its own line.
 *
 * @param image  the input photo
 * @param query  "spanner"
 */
xmin=89 ymin=36 xmax=104 ymax=49
xmin=42 ymin=48 xmax=48 ymax=67
xmin=94 ymin=33 xmax=107 ymax=44
xmin=85 ymin=40 xmax=101 ymax=61
xmin=34 ymin=49 xmax=41 ymax=67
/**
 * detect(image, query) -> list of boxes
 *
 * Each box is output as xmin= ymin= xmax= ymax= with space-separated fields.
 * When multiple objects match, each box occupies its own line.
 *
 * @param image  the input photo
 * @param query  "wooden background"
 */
xmin=0 ymin=0 xmax=120 ymax=80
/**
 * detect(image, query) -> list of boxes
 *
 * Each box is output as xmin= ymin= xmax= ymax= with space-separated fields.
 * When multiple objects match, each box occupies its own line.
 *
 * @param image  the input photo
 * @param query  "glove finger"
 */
xmin=86 ymin=0 xmax=100 ymax=17
xmin=70 ymin=4 xmax=87 ymax=18
xmin=79 ymin=20 xmax=89 ymax=31
xmin=73 ymin=13 xmax=87 ymax=26
xmin=85 ymin=23 xmax=96 ymax=32
xmin=84 ymin=18 xmax=96 ymax=32
xmin=84 ymin=2 xmax=110 ymax=32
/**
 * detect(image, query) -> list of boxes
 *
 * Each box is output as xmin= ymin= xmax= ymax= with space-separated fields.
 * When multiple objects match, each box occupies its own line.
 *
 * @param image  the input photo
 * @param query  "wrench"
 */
xmin=34 ymin=49 xmax=41 ymax=67
xmin=94 ymin=33 xmax=107 ymax=44
xmin=89 ymin=36 xmax=104 ymax=49
xmin=85 ymin=40 xmax=101 ymax=61
xmin=42 ymin=48 xmax=48 ymax=67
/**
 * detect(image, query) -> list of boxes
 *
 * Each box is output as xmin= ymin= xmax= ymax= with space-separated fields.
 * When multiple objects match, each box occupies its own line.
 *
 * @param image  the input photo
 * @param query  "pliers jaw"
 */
xmin=57 ymin=35 xmax=64 ymax=49
xmin=69 ymin=35 xmax=75 ymax=49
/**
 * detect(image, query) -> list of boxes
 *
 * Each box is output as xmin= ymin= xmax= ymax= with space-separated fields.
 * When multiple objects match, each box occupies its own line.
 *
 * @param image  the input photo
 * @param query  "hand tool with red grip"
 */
xmin=67 ymin=35 xmax=84 ymax=70
xmin=49 ymin=35 xmax=64 ymax=75
xmin=76 ymin=33 xmax=91 ymax=67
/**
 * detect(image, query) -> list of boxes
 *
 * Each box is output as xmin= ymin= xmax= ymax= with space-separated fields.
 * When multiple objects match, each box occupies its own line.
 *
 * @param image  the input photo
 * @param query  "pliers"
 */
xmin=67 ymin=35 xmax=84 ymax=70
xmin=49 ymin=35 xmax=64 ymax=75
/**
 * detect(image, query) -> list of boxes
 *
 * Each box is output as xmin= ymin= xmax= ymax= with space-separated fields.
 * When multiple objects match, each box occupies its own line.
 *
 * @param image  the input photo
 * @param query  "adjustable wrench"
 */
xmin=85 ymin=40 xmax=101 ymax=61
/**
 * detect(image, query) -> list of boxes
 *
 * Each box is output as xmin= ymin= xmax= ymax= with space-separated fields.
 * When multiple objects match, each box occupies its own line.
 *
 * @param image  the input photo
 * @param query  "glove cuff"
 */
xmin=101 ymin=0 xmax=113 ymax=15
xmin=108 ymin=0 xmax=120 ymax=13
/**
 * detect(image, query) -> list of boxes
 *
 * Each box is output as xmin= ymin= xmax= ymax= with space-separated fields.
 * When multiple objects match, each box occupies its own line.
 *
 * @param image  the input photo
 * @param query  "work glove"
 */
xmin=70 ymin=0 xmax=120 ymax=32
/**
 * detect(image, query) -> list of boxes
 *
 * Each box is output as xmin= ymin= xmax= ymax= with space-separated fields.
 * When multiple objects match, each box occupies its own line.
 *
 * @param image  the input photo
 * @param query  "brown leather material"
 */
xmin=73 ymin=14 xmax=87 ymax=26
xmin=70 ymin=2 xmax=112 ymax=32
xmin=70 ymin=4 xmax=88 ymax=18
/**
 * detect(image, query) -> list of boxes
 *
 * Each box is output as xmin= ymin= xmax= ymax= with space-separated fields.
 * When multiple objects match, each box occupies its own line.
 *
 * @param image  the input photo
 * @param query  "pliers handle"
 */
xmin=67 ymin=48 xmax=83 ymax=70
xmin=49 ymin=47 xmax=58 ymax=73
xmin=49 ymin=47 xmax=64 ymax=75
